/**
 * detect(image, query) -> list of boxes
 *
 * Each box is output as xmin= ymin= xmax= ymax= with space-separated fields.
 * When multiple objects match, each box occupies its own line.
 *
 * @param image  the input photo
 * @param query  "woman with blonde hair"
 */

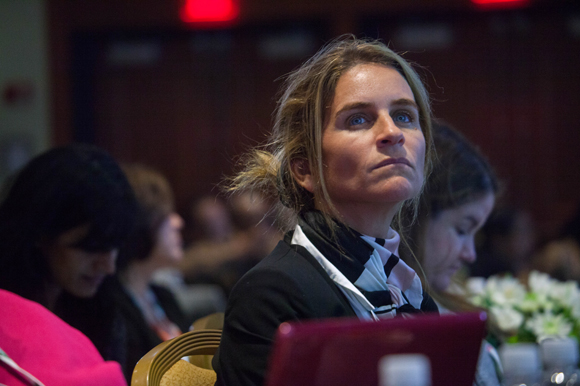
xmin=214 ymin=36 xmax=438 ymax=386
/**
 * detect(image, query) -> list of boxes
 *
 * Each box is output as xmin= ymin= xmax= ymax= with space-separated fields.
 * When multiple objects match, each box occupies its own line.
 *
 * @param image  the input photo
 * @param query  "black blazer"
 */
xmin=213 ymin=237 xmax=358 ymax=386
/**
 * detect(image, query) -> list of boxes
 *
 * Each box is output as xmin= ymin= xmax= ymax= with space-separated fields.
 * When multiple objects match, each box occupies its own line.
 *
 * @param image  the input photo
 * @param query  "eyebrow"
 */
xmin=334 ymin=102 xmax=373 ymax=118
xmin=464 ymin=216 xmax=480 ymax=229
xmin=391 ymin=98 xmax=419 ymax=110
xmin=334 ymin=98 xmax=419 ymax=119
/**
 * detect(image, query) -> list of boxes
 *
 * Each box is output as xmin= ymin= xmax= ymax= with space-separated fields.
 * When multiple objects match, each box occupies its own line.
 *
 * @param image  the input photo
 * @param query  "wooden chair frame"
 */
xmin=131 ymin=329 xmax=221 ymax=386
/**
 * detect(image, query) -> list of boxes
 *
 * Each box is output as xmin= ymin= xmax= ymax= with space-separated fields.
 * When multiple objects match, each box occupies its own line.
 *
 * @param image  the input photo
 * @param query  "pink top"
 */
xmin=0 ymin=289 xmax=127 ymax=386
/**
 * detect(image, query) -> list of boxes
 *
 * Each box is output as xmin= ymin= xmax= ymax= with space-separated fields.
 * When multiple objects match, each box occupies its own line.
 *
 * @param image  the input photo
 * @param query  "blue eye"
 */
xmin=349 ymin=115 xmax=367 ymax=126
xmin=393 ymin=113 xmax=412 ymax=123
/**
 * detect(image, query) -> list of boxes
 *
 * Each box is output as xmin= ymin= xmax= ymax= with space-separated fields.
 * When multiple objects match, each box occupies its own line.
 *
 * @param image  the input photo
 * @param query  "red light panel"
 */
xmin=471 ymin=0 xmax=530 ymax=10
xmin=180 ymin=0 xmax=239 ymax=24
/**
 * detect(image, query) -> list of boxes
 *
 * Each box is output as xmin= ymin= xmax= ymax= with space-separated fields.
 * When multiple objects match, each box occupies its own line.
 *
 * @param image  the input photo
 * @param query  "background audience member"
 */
xmin=530 ymin=205 xmax=580 ymax=282
xmin=180 ymin=191 xmax=281 ymax=297
xmin=399 ymin=122 xmax=499 ymax=386
xmin=0 ymin=144 xmax=137 ymax=385
xmin=0 ymin=144 xmax=137 ymax=311
xmin=185 ymin=195 xmax=234 ymax=245
xmin=471 ymin=207 xmax=536 ymax=280
xmin=65 ymin=164 xmax=191 ymax=381
xmin=113 ymin=164 xmax=191 ymax=380
xmin=0 ymin=289 xmax=126 ymax=386
xmin=400 ymin=122 xmax=498 ymax=306
xmin=214 ymin=36 xmax=437 ymax=386
xmin=151 ymin=195 xmax=229 ymax=322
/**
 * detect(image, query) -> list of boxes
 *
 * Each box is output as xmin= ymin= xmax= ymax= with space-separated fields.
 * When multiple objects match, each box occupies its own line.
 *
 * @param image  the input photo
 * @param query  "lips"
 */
xmin=374 ymin=157 xmax=412 ymax=170
xmin=448 ymin=264 xmax=462 ymax=274
xmin=82 ymin=275 xmax=105 ymax=288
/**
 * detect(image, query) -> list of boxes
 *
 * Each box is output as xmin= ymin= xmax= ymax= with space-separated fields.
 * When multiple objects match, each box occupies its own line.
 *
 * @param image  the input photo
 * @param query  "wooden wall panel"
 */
xmin=49 ymin=0 xmax=579 ymax=239
xmin=370 ymin=8 xmax=580 ymax=238
xmin=89 ymin=28 xmax=324 ymax=214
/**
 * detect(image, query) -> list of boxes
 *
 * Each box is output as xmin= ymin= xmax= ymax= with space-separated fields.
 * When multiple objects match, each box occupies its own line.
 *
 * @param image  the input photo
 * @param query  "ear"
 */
xmin=291 ymin=159 xmax=315 ymax=193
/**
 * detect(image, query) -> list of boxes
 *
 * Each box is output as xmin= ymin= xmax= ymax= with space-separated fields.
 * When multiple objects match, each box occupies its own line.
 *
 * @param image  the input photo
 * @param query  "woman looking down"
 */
xmin=399 ymin=122 xmax=500 ymax=386
xmin=0 ymin=144 xmax=137 ymax=386
xmin=0 ymin=144 xmax=136 ymax=312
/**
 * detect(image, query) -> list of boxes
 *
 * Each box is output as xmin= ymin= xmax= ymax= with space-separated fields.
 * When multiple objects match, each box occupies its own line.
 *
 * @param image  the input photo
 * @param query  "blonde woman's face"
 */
xmin=317 ymin=63 xmax=425 ymax=217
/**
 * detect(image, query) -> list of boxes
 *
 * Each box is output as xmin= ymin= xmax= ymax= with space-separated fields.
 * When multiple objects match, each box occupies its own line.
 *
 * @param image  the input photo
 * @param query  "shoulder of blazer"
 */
xmin=251 ymin=239 xmax=356 ymax=317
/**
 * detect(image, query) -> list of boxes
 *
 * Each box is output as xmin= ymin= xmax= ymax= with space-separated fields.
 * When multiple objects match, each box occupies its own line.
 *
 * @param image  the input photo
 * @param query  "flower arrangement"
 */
xmin=466 ymin=271 xmax=580 ymax=344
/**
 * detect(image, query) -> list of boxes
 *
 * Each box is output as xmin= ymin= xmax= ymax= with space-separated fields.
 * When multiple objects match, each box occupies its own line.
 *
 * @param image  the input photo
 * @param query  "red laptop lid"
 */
xmin=266 ymin=312 xmax=487 ymax=386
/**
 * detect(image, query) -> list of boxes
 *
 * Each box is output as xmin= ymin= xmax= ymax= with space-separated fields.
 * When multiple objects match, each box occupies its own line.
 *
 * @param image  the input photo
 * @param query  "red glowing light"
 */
xmin=471 ymin=0 xmax=529 ymax=9
xmin=180 ymin=0 xmax=239 ymax=24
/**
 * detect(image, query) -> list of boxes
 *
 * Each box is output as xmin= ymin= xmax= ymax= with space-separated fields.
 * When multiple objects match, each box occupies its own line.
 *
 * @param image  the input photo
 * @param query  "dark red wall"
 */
xmin=48 ymin=0 xmax=580 ymax=239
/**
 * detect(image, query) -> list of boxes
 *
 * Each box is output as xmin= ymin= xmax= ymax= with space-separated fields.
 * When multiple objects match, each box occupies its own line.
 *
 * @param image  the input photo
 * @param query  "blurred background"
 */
xmin=1 ymin=0 xmax=579 ymax=244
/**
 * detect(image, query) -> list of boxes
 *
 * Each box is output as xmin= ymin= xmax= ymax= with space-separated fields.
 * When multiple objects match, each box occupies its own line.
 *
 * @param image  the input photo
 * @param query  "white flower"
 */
xmin=528 ymin=271 xmax=556 ymax=294
xmin=550 ymin=281 xmax=580 ymax=309
xmin=467 ymin=272 xmax=580 ymax=344
xmin=486 ymin=276 xmax=527 ymax=307
xmin=525 ymin=312 xmax=573 ymax=342
xmin=466 ymin=277 xmax=487 ymax=296
xmin=519 ymin=294 xmax=544 ymax=313
xmin=571 ymin=302 xmax=580 ymax=320
xmin=490 ymin=306 xmax=524 ymax=333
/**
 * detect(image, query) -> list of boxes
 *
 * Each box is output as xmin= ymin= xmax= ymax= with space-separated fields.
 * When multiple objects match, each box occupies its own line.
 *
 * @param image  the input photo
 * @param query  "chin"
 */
xmin=74 ymin=290 xmax=97 ymax=298
xmin=431 ymin=277 xmax=450 ymax=293
xmin=380 ymin=180 xmax=422 ymax=202
xmin=69 ymin=285 xmax=99 ymax=298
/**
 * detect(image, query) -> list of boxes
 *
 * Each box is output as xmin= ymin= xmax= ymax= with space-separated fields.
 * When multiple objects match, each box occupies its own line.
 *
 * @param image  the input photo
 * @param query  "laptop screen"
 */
xmin=266 ymin=312 xmax=487 ymax=386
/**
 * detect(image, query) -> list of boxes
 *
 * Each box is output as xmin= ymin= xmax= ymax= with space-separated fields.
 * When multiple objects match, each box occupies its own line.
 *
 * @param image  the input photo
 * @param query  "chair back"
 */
xmin=131 ymin=329 xmax=221 ymax=386
xmin=191 ymin=312 xmax=224 ymax=331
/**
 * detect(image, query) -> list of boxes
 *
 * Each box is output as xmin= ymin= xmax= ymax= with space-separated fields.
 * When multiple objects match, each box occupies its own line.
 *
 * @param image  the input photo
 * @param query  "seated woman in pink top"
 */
xmin=0 ymin=144 xmax=137 ymax=383
xmin=0 ymin=289 xmax=126 ymax=386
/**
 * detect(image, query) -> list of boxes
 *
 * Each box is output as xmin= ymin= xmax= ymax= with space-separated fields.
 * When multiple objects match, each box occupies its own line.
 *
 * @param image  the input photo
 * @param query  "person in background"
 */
xmin=0 ymin=143 xmax=137 ymax=312
xmin=470 ymin=207 xmax=536 ymax=280
xmin=530 ymin=205 xmax=580 ymax=282
xmin=0 ymin=144 xmax=137 ymax=385
xmin=213 ymin=36 xmax=438 ymax=386
xmin=186 ymin=195 xmax=234 ymax=245
xmin=0 ymin=289 xmax=127 ymax=386
xmin=399 ymin=122 xmax=500 ymax=386
xmin=101 ymin=163 xmax=190 ymax=381
xmin=180 ymin=192 xmax=281 ymax=297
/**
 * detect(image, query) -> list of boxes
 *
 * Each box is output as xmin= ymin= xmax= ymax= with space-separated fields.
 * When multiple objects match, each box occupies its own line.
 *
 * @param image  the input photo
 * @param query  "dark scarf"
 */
xmin=295 ymin=211 xmax=434 ymax=317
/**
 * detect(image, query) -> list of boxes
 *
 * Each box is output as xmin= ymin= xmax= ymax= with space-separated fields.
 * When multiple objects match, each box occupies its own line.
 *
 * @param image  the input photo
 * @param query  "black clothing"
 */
xmin=213 ymin=237 xmax=357 ymax=386
xmin=58 ymin=277 xmax=190 ymax=382
xmin=105 ymin=278 xmax=190 ymax=381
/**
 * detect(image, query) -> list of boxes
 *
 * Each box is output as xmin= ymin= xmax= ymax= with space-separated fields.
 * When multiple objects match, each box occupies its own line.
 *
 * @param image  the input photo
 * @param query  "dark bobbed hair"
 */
xmin=561 ymin=205 xmax=580 ymax=244
xmin=117 ymin=163 xmax=175 ymax=270
xmin=0 ymin=144 xmax=137 ymax=305
xmin=420 ymin=121 xmax=499 ymax=217
xmin=400 ymin=122 xmax=499 ymax=309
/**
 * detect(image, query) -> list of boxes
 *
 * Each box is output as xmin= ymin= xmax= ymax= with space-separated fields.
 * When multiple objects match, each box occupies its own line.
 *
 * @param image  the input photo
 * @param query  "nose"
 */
xmin=376 ymin=113 xmax=405 ymax=147
xmin=94 ymin=249 xmax=118 ymax=275
xmin=170 ymin=213 xmax=184 ymax=230
xmin=459 ymin=240 xmax=477 ymax=264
